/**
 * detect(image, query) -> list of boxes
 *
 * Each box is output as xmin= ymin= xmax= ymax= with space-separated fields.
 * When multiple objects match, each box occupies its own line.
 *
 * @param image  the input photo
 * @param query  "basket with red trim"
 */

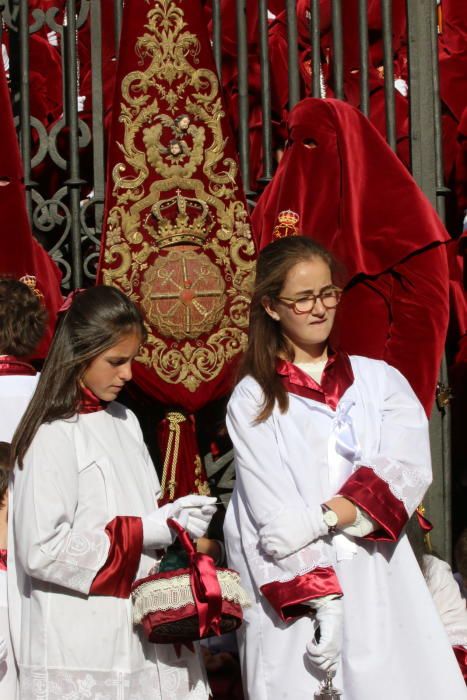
xmin=131 ymin=518 xmax=250 ymax=643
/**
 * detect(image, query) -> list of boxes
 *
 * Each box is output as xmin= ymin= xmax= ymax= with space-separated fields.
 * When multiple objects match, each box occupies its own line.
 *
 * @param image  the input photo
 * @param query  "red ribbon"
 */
xmin=58 ymin=288 xmax=85 ymax=314
xmin=416 ymin=509 xmax=433 ymax=533
xmin=167 ymin=518 xmax=222 ymax=638
xmin=0 ymin=355 xmax=36 ymax=376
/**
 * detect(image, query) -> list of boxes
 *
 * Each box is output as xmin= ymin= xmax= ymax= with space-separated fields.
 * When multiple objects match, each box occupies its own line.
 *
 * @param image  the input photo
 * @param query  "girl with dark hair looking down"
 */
xmin=9 ymin=285 xmax=216 ymax=700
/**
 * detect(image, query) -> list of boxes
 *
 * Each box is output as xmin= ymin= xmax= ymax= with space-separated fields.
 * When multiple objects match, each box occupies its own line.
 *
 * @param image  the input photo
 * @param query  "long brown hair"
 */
xmin=239 ymin=236 xmax=336 ymax=422
xmin=12 ymin=285 xmax=147 ymax=468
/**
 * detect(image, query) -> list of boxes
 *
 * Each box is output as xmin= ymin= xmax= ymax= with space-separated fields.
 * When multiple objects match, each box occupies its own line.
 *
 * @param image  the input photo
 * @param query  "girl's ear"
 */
xmin=262 ymin=296 xmax=280 ymax=322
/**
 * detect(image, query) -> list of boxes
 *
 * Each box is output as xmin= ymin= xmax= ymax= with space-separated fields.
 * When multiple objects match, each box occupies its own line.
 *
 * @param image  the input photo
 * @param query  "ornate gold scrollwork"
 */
xmin=103 ymin=0 xmax=255 ymax=391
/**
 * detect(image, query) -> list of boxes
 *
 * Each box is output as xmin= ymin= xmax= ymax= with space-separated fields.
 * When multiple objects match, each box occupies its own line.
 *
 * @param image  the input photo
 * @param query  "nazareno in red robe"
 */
xmin=251 ymin=97 xmax=450 ymax=416
xmin=0 ymin=59 xmax=62 ymax=358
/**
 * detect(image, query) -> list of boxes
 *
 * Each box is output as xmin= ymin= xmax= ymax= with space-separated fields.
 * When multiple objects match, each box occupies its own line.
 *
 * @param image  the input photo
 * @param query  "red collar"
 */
xmin=78 ymin=386 xmax=107 ymax=414
xmin=0 ymin=355 xmax=36 ymax=377
xmin=276 ymin=350 xmax=354 ymax=411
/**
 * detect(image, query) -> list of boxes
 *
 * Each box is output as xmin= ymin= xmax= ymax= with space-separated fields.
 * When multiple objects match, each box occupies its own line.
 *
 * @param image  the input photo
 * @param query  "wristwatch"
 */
xmin=321 ymin=503 xmax=338 ymax=533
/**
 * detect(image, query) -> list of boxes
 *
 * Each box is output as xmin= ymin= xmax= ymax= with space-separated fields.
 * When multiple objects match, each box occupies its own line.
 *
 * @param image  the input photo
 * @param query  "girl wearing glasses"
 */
xmin=224 ymin=236 xmax=466 ymax=699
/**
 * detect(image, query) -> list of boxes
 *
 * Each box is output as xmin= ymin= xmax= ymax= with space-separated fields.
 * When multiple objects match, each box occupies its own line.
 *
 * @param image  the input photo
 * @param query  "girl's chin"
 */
xmin=101 ymin=388 xmax=121 ymax=401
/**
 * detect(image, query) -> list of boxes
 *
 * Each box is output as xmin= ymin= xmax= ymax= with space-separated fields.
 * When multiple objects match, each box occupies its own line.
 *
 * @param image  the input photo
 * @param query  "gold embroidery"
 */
xmin=194 ymin=455 xmax=211 ymax=496
xmin=103 ymin=0 xmax=255 ymax=391
xmin=140 ymin=248 xmax=226 ymax=340
xmin=273 ymin=210 xmax=300 ymax=239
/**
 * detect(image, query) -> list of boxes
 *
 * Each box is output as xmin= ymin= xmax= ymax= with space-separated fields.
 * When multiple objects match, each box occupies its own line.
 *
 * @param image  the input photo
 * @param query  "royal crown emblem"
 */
xmin=19 ymin=274 xmax=45 ymax=302
xmin=273 ymin=210 xmax=300 ymax=239
xmin=147 ymin=190 xmax=213 ymax=249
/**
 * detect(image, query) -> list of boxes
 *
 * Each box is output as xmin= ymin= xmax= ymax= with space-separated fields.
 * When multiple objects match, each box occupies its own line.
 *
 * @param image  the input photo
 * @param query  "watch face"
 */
xmin=323 ymin=509 xmax=339 ymax=527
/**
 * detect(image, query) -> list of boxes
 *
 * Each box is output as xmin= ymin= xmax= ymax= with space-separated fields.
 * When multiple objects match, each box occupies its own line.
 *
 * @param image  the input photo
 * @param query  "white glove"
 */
xmin=0 ymin=636 xmax=7 ymax=663
xmin=306 ymin=598 xmax=343 ymax=675
xmin=47 ymin=30 xmax=59 ymax=47
xmin=142 ymin=496 xmax=217 ymax=548
xmin=174 ymin=495 xmax=218 ymax=539
xmin=339 ymin=505 xmax=376 ymax=537
xmin=259 ymin=505 xmax=328 ymax=559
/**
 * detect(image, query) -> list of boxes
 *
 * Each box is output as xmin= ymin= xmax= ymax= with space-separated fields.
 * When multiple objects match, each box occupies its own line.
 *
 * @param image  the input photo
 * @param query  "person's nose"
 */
xmin=311 ymin=297 xmax=326 ymax=316
xmin=119 ymin=361 xmax=133 ymax=382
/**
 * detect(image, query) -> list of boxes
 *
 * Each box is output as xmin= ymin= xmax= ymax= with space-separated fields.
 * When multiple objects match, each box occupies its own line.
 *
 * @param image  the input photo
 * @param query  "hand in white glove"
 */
xmin=259 ymin=505 xmax=328 ymax=559
xmin=173 ymin=495 xmax=218 ymax=539
xmin=306 ymin=598 xmax=343 ymax=675
xmin=0 ymin=636 xmax=7 ymax=663
xmin=142 ymin=496 xmax=217 ymax=549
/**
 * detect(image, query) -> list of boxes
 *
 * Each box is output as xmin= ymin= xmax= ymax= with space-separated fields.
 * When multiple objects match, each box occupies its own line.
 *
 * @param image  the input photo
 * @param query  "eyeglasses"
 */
xmin=276 ymin=286 xmax=342 ymax=314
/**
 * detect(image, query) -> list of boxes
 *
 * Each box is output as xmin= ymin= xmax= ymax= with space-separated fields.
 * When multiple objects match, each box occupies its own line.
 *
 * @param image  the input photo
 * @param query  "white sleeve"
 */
xmin=369 ymin=363 xmax=432 ymax=515
xmin=423 ymin=555 xmax=467 ymax=647
xmin=13 ymin=422 xmax=110 ymax=595
xmin=340 ymin=363 xmax=432 ymax=539
xmin=227 ymin=382 xmax=337 ymax=583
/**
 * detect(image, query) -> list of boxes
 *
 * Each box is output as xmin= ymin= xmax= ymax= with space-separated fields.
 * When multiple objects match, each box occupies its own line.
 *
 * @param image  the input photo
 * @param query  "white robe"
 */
xmin=0 ymin=374 xmax=39 ymax=442
xmin=8 ymin=402 xmax=210 ymax=700
xmin=224 ymin=355 xmax=467 ymax=700
xmin=0 ymin=371 xmax=39 ymax=699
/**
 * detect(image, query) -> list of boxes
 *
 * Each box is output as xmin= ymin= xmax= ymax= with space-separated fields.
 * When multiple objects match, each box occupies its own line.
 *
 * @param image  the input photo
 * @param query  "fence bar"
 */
xmin=90 ymin=0 xmax=105 ymax=236
xmin=285 ymin=0 xmax=300 ymax=109
xmin=212 ymin=0 xmax=222 ymax=80
xmin=406 ymin=0 xmax=438 ymax=204
xmin=235 ymin=0 xmax=252 ymax=194
xmin=114 ymin=0 xmax=122 ymax=60
xmin=18 ymin=0 xmax=32 ymax=219
xmin=64 ymin=0 xmax=83 ymax=287
xmin=429 ymin=0 xmax=448 ymax=219
xmin=406 ymin=0 xmax=450 ymax=563
xmin=381 ymin=0 xmax=396 ymax=150
xmin=258 ymin=0 xmax=273 ymax=183
xmin=331 ymin=0 xmax=344 ymax=100
xmin=358 ymin=0 xmax=369 ymax=116
xmin=310 ymin=0 xmax=321 ymax=97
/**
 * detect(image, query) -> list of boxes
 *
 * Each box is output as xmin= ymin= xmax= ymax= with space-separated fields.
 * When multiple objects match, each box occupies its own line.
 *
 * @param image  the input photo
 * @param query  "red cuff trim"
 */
xmin=339 ymin=466 xmax=408 ymax=541
xmin=90 ymin=516 xmax=143 ymax=598
xmin=453 ymin=645 xmax=467 ymax=682
xmin=260 ymin=567 xmax=342 ymax=623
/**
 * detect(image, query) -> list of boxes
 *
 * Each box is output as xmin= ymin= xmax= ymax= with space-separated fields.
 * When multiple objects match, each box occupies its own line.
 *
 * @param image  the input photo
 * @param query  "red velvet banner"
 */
xmin=97 ymin=0 xmax=256 ymax=414
xmin=97 ymin=0 xmax=257 ymax=499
